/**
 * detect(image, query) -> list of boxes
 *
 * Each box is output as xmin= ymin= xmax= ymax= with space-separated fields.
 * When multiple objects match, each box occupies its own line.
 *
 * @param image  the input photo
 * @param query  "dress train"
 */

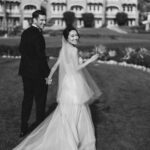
xmin=13 ymin=104 xmax=96 ymax=150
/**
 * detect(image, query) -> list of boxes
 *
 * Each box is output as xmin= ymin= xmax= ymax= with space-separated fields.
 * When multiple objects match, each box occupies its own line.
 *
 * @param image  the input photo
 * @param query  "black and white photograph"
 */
xmin=0 ymin=0 xmax=150 ymax=150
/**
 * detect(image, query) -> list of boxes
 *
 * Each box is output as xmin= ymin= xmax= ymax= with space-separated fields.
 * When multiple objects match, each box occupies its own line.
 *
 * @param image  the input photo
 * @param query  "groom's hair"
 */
xmin=63 ymin=26 xmax=80 ymax=40
xmin=32 ymin=10 xmax=46 ymax=19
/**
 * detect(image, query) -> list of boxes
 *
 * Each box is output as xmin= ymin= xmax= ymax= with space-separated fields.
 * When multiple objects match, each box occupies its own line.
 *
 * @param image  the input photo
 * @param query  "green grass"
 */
xmin=1 ymin=28 xmax=150 ymax=58
xmin=0 ymin=58 xmax=150 ymax=150
xmin=1 ymin=28 xmax=150 ymax=49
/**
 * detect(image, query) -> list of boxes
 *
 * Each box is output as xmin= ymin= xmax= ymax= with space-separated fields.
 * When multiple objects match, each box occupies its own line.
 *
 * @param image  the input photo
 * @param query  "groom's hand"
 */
xmin=45 ymin=78 xmax=48 ymax=84
xmin=45 ymin=77 xmax=52 ymax=85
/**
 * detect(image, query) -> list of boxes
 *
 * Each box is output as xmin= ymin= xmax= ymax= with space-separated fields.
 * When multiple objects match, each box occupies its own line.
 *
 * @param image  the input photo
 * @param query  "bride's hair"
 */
xmin=63 ymin=26 xmax=80 ymax=41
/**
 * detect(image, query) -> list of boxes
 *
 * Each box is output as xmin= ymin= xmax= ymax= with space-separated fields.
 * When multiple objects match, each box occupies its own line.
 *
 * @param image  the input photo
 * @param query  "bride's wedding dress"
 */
xmin=13 ymin=39 xmax=101 ymax=150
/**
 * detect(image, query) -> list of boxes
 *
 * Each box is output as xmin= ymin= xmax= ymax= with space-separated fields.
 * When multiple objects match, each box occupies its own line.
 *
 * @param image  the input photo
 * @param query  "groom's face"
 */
xmin=34 ymin=14 xmax=46 ymax=30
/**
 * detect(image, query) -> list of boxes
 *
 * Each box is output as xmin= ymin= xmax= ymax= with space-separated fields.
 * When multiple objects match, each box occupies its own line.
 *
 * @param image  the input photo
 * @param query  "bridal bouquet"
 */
xmin=93 ymin=44 xmax=119 ymax=61
xmin=136 ymin=47 xmax=150 ymax=67
xmin=122 ymin=47 xmax=136 ymax=60
xmin=93 ymin=44 xmax=108 ymax=60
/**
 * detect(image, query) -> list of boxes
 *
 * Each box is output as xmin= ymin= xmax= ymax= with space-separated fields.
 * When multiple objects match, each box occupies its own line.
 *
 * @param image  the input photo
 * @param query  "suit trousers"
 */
xmin=21 ymin=77 xmax=48 ymax=132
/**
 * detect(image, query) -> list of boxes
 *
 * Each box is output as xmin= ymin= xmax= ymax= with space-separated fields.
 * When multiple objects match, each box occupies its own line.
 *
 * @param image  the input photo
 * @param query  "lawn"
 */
xmin=1 ymin=28 xmax=150 ymax=59
xmin=1 ymin=27 xmax=150 ymax=50
xmin=0 ymin=58 xmax=150 ymax=150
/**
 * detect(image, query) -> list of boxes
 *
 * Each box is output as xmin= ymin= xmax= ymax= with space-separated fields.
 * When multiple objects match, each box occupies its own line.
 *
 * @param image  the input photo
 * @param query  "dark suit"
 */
xmin=19 ymin=25 xmax=50 ymax=133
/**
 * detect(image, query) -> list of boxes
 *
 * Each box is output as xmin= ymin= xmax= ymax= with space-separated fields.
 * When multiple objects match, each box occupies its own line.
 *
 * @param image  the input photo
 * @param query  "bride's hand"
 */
xmin=90 ymin=54 xmax=99 ymax=62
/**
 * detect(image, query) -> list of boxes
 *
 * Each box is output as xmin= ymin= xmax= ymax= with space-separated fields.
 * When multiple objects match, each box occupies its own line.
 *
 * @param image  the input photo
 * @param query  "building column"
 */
xmin=145 ymin=23 xmax=150 ymax=31
xmin=94 ymin=20 xmax=96 ymax=28
xmin=54 ymin=5 xmax=56 ymax=12
xmin=56 ymin=5 xmax=58 ymax=13
xmin=91 ymin=5 xmax=94 ymax=12
xmin=20 ymin=3 xmax=24 ymax=29
xmin=77 ymin=19 xmax=80 ymax=28
xmin=135 ymin=8 xmax=139 ymax=26
xmin=102 ymin=0 xmax=106 ymax=26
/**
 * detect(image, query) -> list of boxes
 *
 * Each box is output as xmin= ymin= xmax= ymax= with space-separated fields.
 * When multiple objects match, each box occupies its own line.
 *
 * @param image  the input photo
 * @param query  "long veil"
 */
xmin=57 ymin=37 xmax=102 ymax=104
xmin=57 ymin=37 xmax=76 ymax=102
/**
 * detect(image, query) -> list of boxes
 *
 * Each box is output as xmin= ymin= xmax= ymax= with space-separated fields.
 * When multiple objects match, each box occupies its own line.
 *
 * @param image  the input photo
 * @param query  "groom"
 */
xmin=18 ymin=10 xmax=50 ymax=137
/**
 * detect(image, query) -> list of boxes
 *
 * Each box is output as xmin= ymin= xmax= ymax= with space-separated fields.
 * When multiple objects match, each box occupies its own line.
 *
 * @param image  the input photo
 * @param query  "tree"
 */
xmin=82 ymin=13 xmax=94 ymax=27
xmin=138 ymin=0 xmax=150 ymax=12
xmin=116 ymin=12 xmax=128 ymax=26
xmin=63 ymin=11 xmax=76 ymax=27
xmin=138 ymin=0 xmax=150 ymax=24
xmin=41 ymin=6 xmax=46 ymax=14
xmin=144 ymin=0 xmax=150 ymax=3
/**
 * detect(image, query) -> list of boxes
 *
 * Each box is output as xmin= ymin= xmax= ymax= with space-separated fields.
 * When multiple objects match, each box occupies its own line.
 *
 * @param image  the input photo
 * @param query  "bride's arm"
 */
xmin=48 ymin=57 xmax=60 ymax=79
xmin=76 ymin=54 xmax=99 ymax=71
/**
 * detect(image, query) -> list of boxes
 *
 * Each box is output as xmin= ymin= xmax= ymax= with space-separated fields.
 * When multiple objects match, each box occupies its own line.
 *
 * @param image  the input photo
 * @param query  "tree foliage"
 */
xmin=138 ymin=0 xmax=150 ymax=24
xmin=82 ymin=13 xmax=94 ymax=27
xmin=138 ymin=0 xmax=150 ymax=12
xmin=63 ymin=11 xmax=76 ymax=27
xmin=116 ymin=12 xmax=128 ymax=26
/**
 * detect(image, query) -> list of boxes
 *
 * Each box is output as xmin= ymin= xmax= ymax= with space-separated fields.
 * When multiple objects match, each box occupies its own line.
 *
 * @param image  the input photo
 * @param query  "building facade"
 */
xmin=0 ymin=0 xmax=139 ymax=30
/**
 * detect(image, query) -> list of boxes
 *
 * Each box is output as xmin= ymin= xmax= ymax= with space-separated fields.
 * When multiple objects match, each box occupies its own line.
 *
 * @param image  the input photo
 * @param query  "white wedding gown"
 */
xmin=13 ymin=40 xmax=101 ymax=150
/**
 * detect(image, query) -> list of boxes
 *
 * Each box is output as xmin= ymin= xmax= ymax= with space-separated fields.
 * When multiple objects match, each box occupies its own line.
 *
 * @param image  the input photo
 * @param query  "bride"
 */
xmin=13 ymin=26 xmax=101 ymax=150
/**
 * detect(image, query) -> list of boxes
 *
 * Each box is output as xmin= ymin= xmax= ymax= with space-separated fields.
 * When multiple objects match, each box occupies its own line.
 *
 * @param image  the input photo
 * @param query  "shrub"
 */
xmin=0 ymin=30 xmax=7 ymax=36
xmin=0 ymin=45 xmax=20 ymax=56
xmin=82 ymin=13 xmax=94 ymax=27
xmin=130 ymin=25 xmax=145 ymax=33
xmin=116 ymin=12 xmax=128 ymax=26
xmin=47 ymin=29 xmax=63 ymax=36
xmin=63 ymin=11 xmax=76 ymax=27
xmin=9 ymin=26 xmax=22 ymax=36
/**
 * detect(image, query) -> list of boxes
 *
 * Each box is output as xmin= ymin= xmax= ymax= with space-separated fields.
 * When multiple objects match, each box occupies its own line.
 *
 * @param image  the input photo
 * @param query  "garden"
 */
xmin=0 ymin=28 xmax=150 ymax=150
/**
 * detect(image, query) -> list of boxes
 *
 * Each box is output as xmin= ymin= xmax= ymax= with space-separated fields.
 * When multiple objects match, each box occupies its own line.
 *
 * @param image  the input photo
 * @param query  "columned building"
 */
xmin=0 ymin=0 xmax=21 ymax=30
xmin=0 ymin=0 xmax=139 ymax=30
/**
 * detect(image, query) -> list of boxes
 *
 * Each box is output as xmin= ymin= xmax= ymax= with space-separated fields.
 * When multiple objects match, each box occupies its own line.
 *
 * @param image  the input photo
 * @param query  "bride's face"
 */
xmin=67 ymin=30 xmax=79 ymax=46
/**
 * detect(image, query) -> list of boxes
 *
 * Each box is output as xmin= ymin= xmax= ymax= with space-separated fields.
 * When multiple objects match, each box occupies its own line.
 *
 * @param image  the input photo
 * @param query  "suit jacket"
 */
xmin=19 ymin=26 xmax=50 ymax=79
